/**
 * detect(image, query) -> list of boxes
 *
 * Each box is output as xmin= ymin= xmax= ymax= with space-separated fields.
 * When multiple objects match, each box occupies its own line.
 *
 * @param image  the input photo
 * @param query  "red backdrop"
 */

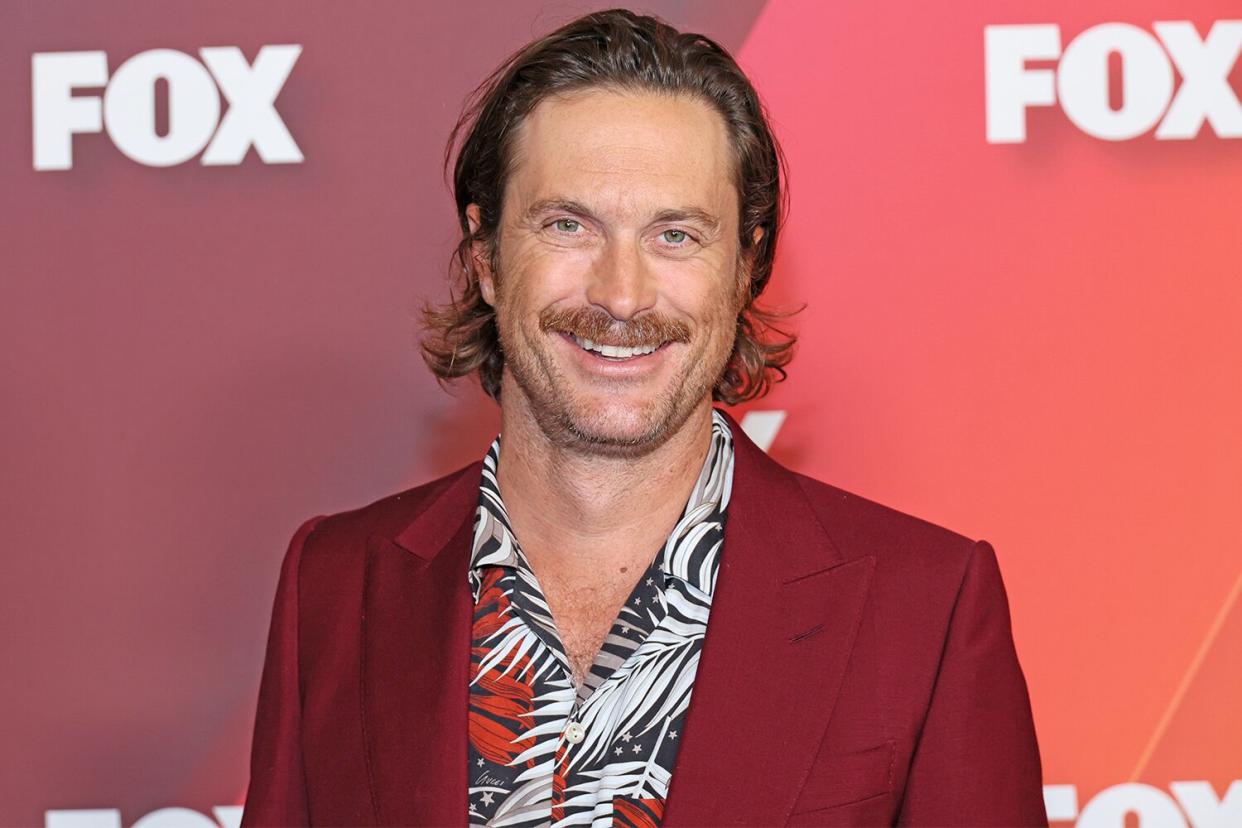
xmin=3 ymin=2 xmax=1238 ymax=826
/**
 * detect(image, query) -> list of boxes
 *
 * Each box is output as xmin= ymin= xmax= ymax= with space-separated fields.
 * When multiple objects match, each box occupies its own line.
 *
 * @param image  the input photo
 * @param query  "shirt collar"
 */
xmin=469 ymin=409 xmax=735 ymax=598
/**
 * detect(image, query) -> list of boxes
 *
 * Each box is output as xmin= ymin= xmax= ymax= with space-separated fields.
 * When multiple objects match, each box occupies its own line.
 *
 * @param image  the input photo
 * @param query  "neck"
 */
xmin=494 ymin=386 xmax=715 ymax=579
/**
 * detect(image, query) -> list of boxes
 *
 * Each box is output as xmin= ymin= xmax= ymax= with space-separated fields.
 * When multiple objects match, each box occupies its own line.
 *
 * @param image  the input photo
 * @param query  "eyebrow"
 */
xmin=651 ymin=207 xmax=721 ymax=234
xmin=522 ymin=198 xmax=599 ymax=225
xmin=522 ymin=198 xmax=723 ymax=234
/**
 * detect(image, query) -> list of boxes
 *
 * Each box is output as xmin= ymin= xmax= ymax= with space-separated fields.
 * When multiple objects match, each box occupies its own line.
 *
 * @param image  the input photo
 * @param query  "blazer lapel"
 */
xmin=663 ymin=418 xmax=875 ymax=826
xmin=354 ymin=419 xmax=873 ymax=825
xmin=362 ymin=464 xmax=481 ymax=826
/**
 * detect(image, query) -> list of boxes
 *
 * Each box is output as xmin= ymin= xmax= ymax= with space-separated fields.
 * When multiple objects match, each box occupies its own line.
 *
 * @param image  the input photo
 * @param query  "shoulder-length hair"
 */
xmin=421 ymin=8 xmax=796 ymax=404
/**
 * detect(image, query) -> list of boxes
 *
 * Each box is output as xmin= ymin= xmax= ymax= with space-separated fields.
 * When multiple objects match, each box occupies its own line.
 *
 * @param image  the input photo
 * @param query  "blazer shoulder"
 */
xmin=788 ymin=469 xmax=984 ymax=582
xmin=784 ymin=470 xmax=1013 ymax=659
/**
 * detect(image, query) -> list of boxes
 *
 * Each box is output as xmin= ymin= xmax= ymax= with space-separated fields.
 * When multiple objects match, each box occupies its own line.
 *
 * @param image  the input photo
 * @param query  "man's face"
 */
xmin=475 ymin=87 xmax=747 ymax=455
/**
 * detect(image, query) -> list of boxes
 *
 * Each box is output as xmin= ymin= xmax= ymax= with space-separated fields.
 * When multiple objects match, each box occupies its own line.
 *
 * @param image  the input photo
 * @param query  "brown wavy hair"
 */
xmin=421 ymin=8 xmax=796 ymax=404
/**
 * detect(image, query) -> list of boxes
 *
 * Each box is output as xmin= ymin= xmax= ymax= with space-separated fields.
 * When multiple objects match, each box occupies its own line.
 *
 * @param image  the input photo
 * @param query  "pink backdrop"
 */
xmin=3 ymin=2 xmax=1238 ymax=826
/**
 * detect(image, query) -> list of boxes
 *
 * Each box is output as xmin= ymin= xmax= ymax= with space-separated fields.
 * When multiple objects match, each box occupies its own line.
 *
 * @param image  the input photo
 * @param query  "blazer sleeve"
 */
xmin=241 ymin=516 xmax=325 ymax=828
xmin=897 ymin=541 xmax=1048 ymax=827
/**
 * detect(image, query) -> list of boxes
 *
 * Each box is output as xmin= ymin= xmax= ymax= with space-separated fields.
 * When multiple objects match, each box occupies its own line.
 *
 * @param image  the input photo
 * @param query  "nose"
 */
xmin=584 ymin=236 xmax=657 ymax=321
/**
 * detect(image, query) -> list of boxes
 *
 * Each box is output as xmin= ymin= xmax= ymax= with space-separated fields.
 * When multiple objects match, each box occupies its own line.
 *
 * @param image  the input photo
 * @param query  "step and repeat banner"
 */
xmin=3 ymin=1 xmax=1238 ymax=826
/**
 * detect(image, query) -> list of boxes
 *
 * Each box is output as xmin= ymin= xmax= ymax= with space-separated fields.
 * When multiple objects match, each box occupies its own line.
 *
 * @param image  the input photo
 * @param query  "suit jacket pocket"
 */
xmin=789 ymin=740 xmax=896 ymax=816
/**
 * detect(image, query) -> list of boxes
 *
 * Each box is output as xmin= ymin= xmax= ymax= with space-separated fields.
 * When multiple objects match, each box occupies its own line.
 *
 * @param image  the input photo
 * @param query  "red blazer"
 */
xmin=242 ymin=415 xmax=1047 ymax=826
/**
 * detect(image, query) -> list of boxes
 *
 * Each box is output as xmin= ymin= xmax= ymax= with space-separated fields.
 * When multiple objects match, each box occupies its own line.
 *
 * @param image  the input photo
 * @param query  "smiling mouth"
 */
xmin=568 ymin=333 xmax=665 ymax=361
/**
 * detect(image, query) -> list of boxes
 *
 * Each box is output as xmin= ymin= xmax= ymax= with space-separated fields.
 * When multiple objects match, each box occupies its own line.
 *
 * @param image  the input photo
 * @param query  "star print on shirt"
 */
xmin=466 ymin=410 xmax=735 ymax=828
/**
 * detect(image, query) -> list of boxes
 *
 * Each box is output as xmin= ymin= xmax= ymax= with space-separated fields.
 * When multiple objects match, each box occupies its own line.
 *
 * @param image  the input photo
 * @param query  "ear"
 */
xmin=466 ymin=204 xmax=496 ymax=307
xmin=751 ymin=225 xmax=765 ymax=247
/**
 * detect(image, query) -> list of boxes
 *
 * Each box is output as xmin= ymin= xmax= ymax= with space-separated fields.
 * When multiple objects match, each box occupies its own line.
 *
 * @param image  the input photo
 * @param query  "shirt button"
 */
xmin=564 ymin=722 xmax=586 ymax=744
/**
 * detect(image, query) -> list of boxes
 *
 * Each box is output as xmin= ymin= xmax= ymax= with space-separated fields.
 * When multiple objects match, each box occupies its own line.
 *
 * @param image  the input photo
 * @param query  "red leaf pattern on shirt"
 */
xmin=469 ymin=569 xmax=537 ymax=768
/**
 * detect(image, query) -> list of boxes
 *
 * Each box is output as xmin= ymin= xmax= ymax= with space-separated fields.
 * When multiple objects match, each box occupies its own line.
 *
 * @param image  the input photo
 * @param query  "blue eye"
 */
xmin=661 ymin=229 xmax=689 ymax=244
xmin=554 ymin=218 xmax=581 ymax=232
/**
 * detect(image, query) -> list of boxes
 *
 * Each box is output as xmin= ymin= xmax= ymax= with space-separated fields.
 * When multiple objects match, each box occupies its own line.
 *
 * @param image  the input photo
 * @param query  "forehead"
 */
xmin=505 ymin=87 xmax=737 ymax=223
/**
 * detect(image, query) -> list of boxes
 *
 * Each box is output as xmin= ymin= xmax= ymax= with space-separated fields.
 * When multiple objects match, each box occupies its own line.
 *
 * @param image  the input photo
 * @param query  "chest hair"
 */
xmin=539 ymin=570 xmax=641 ymax=687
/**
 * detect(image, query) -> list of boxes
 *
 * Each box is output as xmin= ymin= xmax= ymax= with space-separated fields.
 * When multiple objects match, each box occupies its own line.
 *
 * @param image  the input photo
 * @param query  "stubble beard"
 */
xmin=494 ymin=295 xmax=738 ymax=460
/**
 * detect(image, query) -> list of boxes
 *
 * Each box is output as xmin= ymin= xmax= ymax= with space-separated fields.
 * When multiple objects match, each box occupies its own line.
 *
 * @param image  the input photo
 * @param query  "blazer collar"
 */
xmin=662 ymin=412 xmax=875 ymax=826
xmin=387 ymin=409 xmax=844 ymax=577
xmin=366 ymin=413 xmax=873 ymax=826
xmin=391 ymin=460 xmax=482 ymax=559
xmin=363 ymin=461 xmax=480 ymax=825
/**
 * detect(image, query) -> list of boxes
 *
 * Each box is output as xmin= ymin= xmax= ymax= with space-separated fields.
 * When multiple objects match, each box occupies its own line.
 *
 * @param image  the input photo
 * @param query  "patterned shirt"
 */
xmin=467 ymin=411 xmax=735 ymax=828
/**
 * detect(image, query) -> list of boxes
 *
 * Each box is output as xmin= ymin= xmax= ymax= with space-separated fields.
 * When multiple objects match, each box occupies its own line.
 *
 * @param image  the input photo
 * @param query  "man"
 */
xmin=242 ymin=9 xmax=1046 ymax=827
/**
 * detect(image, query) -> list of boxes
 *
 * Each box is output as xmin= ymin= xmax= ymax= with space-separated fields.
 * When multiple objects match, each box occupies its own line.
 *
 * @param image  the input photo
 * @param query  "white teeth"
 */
xmin=572 ymin=335 xmax=658 ymax=359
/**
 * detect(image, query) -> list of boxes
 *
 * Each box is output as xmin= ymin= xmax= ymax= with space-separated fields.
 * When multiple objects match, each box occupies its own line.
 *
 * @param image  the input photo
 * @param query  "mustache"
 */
xmin=539 ymin=306 xmax=691 ymax=348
